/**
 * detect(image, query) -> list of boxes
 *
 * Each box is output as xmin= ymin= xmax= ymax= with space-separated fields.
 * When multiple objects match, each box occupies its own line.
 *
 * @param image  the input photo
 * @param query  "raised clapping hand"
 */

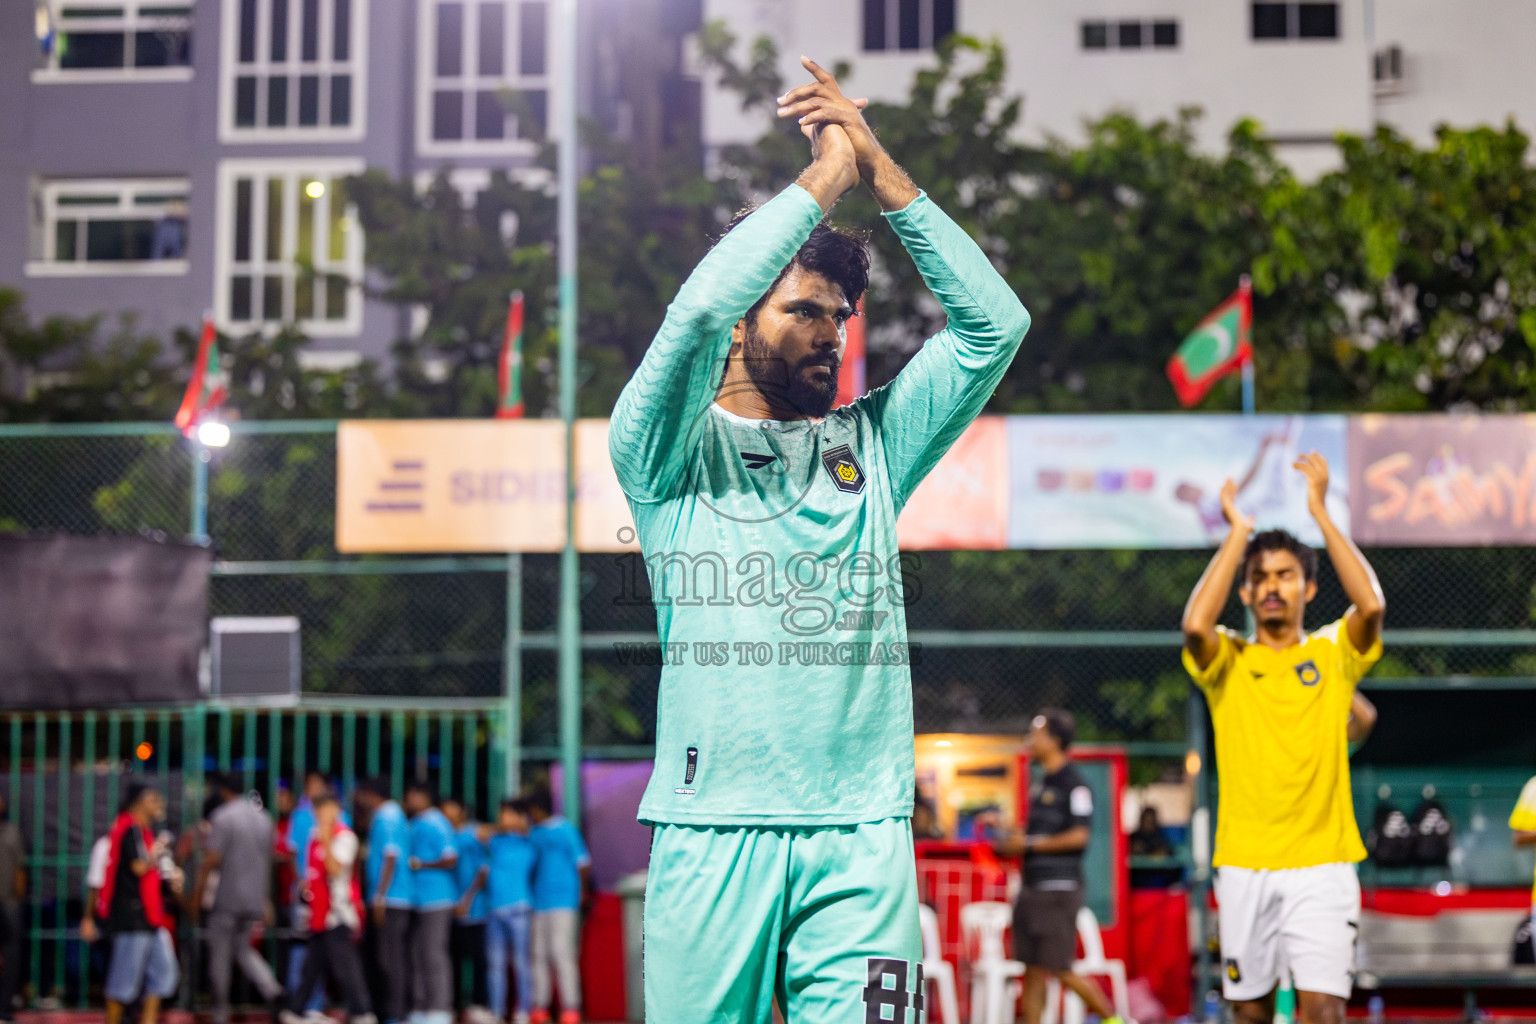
xmin=777 ymin=58 xmax=876 ymax=171
xmin=778 ymin=56 xmax=920 ymax=212
xmin=1293 ymin=450 xmax=1330 ymax=518
xmin=1219 ymin=478 xmax=1254 ymax=536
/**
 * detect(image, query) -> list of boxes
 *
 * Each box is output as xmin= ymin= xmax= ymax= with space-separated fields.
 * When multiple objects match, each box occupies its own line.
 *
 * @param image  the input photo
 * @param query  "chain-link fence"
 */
xmin=4 ymin=422 xmax=1536 ymax=754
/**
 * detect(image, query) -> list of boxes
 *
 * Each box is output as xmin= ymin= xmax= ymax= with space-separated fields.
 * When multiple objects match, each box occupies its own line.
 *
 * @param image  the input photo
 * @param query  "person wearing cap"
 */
xmin=994 ymin=710 xmax=1126 ymax=1024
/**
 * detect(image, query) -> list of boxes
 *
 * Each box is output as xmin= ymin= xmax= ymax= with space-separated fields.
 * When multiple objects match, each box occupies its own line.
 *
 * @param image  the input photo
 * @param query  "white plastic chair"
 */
xmin=960 ymin=901 xmax=1025 ymax=1024
xmin=920 ymin=903 xmax=963 ymax=1024
xmin=1045 ymin=905 xmax=1131 ymax=1024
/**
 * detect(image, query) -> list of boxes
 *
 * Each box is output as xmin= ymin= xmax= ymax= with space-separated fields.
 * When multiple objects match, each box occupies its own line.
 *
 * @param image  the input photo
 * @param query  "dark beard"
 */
xmin=738 ymin=321 xmax=840 ymax=419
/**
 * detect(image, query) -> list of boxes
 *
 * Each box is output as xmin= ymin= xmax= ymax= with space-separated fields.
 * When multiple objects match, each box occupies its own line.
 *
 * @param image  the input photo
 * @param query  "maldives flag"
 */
xmin=497 ymin=291 xmax=525 ymax=419
xmin=1166 ymin=278 xmax=1252 ymax=408
xmin=174 ymin=316 xmax=228 ymax=437
xmin=835 ymin=296 xmax=866 ymax=408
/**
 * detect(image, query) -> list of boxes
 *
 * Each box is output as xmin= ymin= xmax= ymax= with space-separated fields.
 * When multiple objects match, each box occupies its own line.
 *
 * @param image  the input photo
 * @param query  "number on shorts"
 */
xmin=862 ymin=958 xmax=925 ymax=1023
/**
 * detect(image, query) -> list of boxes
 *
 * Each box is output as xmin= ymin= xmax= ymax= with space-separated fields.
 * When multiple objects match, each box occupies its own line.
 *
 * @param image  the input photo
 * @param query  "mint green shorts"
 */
xmin=644 ymin=816 xmax=923 ymax=1024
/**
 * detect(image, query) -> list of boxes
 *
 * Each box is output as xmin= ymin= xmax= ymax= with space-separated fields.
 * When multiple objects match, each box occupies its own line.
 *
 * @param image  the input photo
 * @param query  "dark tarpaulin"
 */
xmin=0 ymin=534 xmax=209 ymax=708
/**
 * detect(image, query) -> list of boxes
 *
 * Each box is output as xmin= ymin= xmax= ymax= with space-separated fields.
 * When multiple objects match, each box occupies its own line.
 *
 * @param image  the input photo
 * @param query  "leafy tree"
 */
xmin=6 ymin=31 xmax=1536 ymax=731
xmin=1261 ymin=123 xmax=1536 ymax=410
xmin=0 ymin=288 xmax=181 ymax=423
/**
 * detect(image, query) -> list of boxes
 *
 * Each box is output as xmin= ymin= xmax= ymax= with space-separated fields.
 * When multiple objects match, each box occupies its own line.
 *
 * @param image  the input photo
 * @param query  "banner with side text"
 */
xmin=1007 ymin=415 xmax=1350 ymax=548
xmin=575 ymin=418 xmax=640 ymax=553
xmin=336 ymin=420 xmax=566 ymax=552
xmin=1347 ymin=414 xmax=1536 ymax=545
xmin=897 ymin=416 xmax=1009 ymax=550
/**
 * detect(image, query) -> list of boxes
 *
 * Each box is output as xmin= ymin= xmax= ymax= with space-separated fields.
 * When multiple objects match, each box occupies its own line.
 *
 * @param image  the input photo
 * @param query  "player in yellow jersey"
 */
xmin=1511 ymin=776 xmax=1536 ymax=930
xmin=1181 ymin=452 xmax=1385 ymax=1024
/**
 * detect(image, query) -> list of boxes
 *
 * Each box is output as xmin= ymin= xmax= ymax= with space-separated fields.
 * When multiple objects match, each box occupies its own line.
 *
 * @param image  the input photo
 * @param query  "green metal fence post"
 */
xmin=54 ymin=713 xmax=71 ymax=999
xmin=79 ymin=712 xmax=96 ymax=1007
xmin=342 ymin=712 xmax=357 ymax=801
xmin=191 ymin=438 xmax=209 ymax=542
xmin=415 ymin=715 xmax=430 ymax=785
xmin=390 ymin=713 xmax=406 ymax=796
xmin=292 ymin=713 xmax=308 ymax=799
xmin=319 ymin=711 xmax=333 ymax=777
xmin=243 ymin=711 xmax=258 ymax=791
xmin=461 ymin=713 xmax=477 ymax=819
xmin=366 ymin=713 xmax=381 ymax=781
xmin=218 ymin=706 xmax=233 ymax=772
xmin=504 ymin=553 xmax=522 ymax=796
xmin=439 ymin=713 xmax=454 ymax=802
xmin=556 ymin=0 xmax=583 ymax=827
xmin=30 ymin=713 xmax=44 ymax=1003
xmin=268 ymin=710 xmax=284 ymax=814
xmin=1189 ymin=689 xmax=1212 ymax=1018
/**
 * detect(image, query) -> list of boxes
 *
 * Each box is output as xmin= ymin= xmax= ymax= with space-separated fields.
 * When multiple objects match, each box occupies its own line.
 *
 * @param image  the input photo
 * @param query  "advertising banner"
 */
xmin=1007 ymin=414 xmax=1350 ymax=548
xmin=1348 ymin=414 xmax=1536 ymax=545
xmin=575 ymin=418 xmax=640 ymax=552
xmin=897 ymin=416 xmax=1009 ymax=550
xmin=336 ymin=419 xmax=566 ymax=552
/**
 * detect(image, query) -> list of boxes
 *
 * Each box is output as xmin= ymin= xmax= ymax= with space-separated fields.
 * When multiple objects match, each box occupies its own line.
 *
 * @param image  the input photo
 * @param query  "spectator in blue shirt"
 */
xmin=526 ymin=789 xmax=589 ymax=1024
xmin=441 ymin=798 xmax=491 ymax=1021
xmin=356 ymin=779 xmax=412 ymax=1024
xmin=405 ymin=783 xmax=457 ymax=1024
xmin=484 ymin=800 xmax=538 ymax=1024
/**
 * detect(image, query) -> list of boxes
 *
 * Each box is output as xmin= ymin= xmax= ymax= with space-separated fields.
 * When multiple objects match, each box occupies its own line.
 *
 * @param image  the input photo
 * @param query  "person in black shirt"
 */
xmin=101 ymin=783 xmax=179 ymax=1024
xmin=994 ymin=709 xmax=1123 ymax=1024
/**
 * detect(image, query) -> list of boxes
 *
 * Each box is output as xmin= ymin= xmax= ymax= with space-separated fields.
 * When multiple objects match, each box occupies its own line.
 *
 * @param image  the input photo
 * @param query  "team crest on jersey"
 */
xmin=1294 ymin=659 xmax=1321 ymax=686
xmin=1225 ymin=958 xmax=1242 ymax=983
xmin=821 ymin=444 xmax=867 ymax=494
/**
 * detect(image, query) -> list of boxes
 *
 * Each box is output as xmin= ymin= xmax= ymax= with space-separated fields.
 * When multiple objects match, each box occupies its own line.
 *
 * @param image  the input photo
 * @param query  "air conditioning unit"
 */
xmin=210 ymin=616 xmax=300 ymax=703
xmin=1373 ymin=44 xmax=1405 ymax=96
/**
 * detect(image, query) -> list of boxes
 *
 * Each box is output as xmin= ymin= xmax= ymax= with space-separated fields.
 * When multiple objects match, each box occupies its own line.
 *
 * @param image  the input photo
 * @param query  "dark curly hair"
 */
xmin=719 ymin=208 xmax=871 ymax=323
xmin=1242 ymin=529 xmax=1318 ymax=582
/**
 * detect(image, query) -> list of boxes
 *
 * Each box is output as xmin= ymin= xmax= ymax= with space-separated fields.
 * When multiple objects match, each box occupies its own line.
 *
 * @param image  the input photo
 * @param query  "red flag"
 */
xmin=1166 ymin=279 xmax=1252 ymax=408
xmin=174 ymin=316 xmax=227 ymax=437
xmin=835 ymin=296 xmax=867 ymax=408
xmin=497 ymin=291 xmax=525 ymax=419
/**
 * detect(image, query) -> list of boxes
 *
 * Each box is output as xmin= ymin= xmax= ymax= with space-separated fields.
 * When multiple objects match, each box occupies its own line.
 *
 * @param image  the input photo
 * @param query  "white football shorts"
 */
xmin=1215 ymin=861 xmax=1361 ymax=1001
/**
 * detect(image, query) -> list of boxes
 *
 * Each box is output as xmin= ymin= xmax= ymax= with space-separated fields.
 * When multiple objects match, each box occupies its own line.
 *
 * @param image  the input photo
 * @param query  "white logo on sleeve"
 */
xmin=1070 ymin=785 xmax=1094 ymax=817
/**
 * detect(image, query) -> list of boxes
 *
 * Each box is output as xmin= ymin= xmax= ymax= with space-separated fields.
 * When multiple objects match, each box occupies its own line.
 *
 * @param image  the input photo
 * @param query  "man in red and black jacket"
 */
xmin=99 ymin=783 xmax=180 ymax=1024
xmin=278 ymin=793 xmax=374 ymax=1024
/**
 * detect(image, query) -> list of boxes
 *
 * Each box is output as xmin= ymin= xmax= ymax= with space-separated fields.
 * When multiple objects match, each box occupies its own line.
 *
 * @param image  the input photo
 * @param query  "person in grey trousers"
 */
xmin=404 ymin=783 xmax=457 ymax=1024
xmin=193 ymin=774 xmax=285 ymax=1024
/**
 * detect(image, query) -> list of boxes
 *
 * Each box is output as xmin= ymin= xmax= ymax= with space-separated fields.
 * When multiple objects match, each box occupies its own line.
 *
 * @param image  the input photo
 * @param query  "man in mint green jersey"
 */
xmin=609 ymin=56 xmax=1030 ymax=1023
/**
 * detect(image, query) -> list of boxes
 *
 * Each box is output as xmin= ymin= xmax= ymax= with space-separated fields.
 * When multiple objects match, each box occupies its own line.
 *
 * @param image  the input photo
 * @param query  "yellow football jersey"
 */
xmin=1183 ymin=618 xmax=1381 ymax=870
xmin=1509 ymin=776 xmax=1536 ymax=904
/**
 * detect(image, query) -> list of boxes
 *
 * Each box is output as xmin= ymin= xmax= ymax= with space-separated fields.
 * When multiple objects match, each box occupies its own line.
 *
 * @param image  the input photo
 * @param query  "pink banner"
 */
xmin=1348 ymin=414 xmax=1536 ymax=545
xmin=897 ymin=417 xmax=1009 ymax=550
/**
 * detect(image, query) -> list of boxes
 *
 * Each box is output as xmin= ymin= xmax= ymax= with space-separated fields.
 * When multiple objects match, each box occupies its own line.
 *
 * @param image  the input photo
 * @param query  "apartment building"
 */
xmin=0 ymin=0 xmax=700 ymax=362
xmin=701 ymin=0 xmax=1536 ymax=179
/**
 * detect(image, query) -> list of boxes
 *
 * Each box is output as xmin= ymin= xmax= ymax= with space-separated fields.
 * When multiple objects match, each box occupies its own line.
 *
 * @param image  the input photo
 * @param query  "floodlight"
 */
xmin=198 ymin=420 xmax=231 ymax=448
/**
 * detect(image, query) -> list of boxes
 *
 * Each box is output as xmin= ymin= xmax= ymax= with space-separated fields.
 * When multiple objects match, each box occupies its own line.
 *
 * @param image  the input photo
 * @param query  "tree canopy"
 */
xmin=6 ymin=32 xmax=1536 ymax=423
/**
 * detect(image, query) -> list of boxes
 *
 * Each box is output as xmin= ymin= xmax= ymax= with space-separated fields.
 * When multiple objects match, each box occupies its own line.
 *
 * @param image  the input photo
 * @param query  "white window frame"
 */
xmin=415 ymin=0 xmax=553 ymax=157
xmin=25 ymin=177 xmax=191 ymax=278
xmin=214 ymin=158 xmax=366 ymax=338
xmin=1080 ymin=19 xmax=1180 ymax=52
xmin=218 ymin=0 xmax=369 ymax=143
xmin=31 ymin=0 xmax=196 ymax=84
xmin=1251 ymin=2 xmax=1341 ymax=42
xmin=862 ymin=0 xmax=953 ymax=53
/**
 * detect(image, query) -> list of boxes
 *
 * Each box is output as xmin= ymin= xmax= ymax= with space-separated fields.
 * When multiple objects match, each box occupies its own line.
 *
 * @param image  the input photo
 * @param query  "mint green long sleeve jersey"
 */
xmin=609 ymin=183 xmax=1029 ymax=826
